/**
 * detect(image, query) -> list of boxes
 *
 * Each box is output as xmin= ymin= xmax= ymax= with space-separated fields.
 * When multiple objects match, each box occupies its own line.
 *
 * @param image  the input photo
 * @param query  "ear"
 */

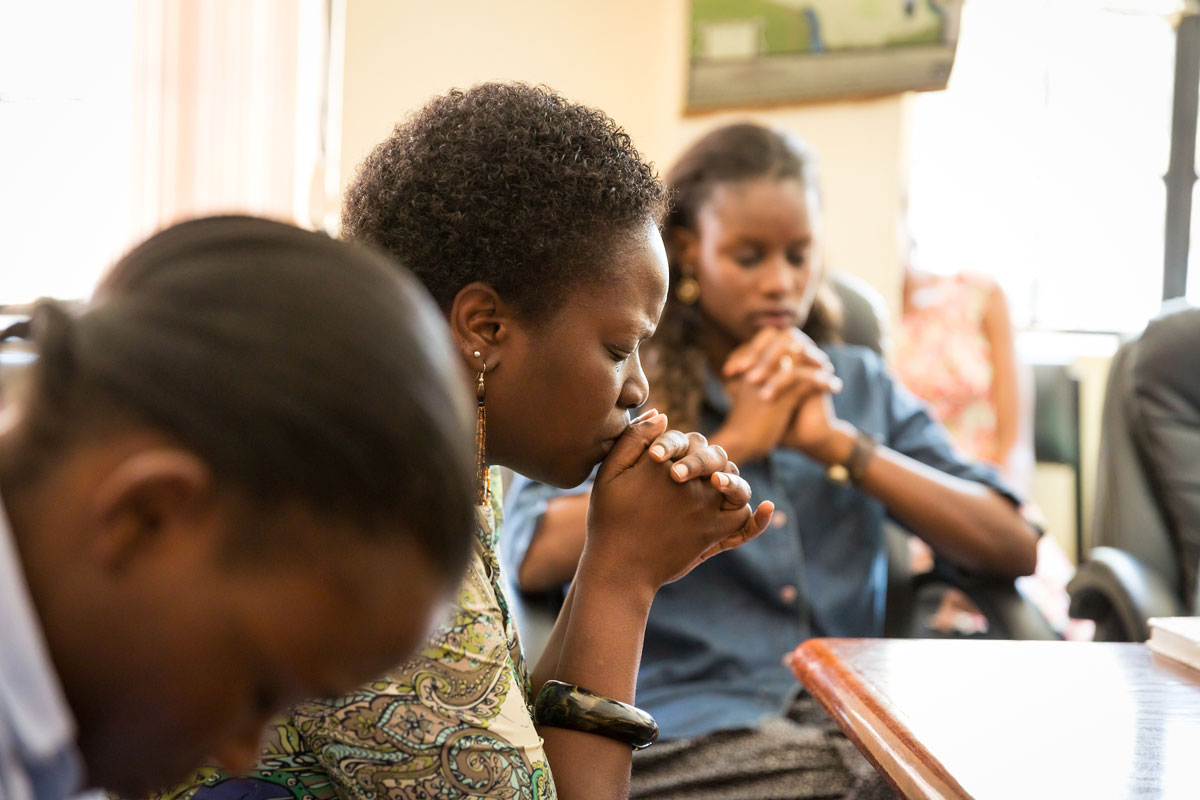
xmin=88 ymin=449 xmax=215 ymax=571
xmin=447 ymin=281 xmax=519 ymax=371
xmin=669 ymin=227 xmax=700 ymax=278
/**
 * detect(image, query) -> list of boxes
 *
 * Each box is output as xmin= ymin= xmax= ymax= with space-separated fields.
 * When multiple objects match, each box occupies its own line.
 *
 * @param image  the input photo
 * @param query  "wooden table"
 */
xmin=790 ymin=638 xmax=1200 ymax=799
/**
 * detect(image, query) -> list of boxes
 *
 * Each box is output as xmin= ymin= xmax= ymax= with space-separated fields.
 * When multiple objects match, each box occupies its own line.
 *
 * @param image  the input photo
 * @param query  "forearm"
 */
xmin=985 ymin=283 xmax=1034 ymax=494
xmin=819 ymin=424 xmax=1038 ymax=577
xmin=535 ymin=565 xmax=653 ymax=800
xmin=993 ymin=412 xmax=1035 ymax=498
xmin=995 ymin=362 xmax=1036 ymax=495
xmin=993 ymin=411 xmax=1020 ymax=467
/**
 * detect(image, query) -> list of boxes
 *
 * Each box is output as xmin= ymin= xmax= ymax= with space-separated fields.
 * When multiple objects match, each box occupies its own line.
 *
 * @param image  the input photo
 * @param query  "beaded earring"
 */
xmin=675 ymin=274 xmax=700 ymax=305
xmin=473 ymin=350 xmax=490 ymax=505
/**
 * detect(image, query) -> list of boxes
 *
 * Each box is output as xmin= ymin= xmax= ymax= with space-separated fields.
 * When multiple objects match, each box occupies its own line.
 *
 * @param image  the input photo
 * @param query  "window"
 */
xmin=908 ymin=0 xmax=1180 ymax=333
xmin=1 ymin=1 xmax=137 ymax=304
xmin=1 ymin=0 xmax=333 ymax=305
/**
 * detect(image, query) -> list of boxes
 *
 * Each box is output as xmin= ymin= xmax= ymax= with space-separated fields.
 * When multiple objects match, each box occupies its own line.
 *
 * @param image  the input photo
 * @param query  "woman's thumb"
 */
xmin=596 ymin=411 xmax=668 ymax=483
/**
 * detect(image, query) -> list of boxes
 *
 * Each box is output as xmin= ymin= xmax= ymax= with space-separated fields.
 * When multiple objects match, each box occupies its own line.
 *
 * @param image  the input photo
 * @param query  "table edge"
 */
xmin=791 ymin=638 xmax=974 ymax=800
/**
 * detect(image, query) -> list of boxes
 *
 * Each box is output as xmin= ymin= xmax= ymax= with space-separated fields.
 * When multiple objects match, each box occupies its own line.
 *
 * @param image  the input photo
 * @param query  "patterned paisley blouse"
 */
xmin=154 ymin=469 xmax=557 ymax=800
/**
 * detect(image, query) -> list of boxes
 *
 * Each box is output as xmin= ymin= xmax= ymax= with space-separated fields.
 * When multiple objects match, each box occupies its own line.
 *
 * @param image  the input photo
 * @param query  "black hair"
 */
xmin=0 ymin=216 xmax=475 ymax=575
xmin=341 ymin=82 xmax=667 ymax=322
xmin=649 ymin=122 xmax=841 ymax=430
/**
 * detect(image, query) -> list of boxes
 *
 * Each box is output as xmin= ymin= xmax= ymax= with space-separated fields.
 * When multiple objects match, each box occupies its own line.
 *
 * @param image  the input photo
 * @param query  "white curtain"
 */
xmin=130 ymin=0 xmax=332 ymax=241
xmin=0 ymin=0 xmax=332 ymax=304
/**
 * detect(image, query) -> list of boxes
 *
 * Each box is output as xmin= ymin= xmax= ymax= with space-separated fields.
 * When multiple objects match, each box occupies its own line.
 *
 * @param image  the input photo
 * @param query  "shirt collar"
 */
xmin=0 ymin=491 xmax=80 ymax=767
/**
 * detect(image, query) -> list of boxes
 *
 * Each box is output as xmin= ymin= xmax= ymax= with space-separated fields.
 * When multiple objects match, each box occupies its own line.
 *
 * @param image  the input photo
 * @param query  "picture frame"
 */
xmin=687 ymin=0 xmax=964 ymax=111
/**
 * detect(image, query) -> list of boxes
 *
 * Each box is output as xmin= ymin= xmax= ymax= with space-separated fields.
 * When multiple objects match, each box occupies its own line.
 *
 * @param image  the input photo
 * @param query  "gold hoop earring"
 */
xmin=676 ymin=276 xmax=700 ymax=305
xmin=474 ymin=354 xmax=490 ymax=505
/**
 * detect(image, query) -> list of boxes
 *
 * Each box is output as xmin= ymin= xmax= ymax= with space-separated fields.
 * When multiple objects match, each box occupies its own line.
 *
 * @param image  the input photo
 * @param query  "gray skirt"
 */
xmin=630 ymin=697 xmax=897 ymax=800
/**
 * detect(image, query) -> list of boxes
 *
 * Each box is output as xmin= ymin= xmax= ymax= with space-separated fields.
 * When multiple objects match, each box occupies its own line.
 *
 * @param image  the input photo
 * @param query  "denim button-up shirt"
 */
xmin=503 ymin=345 xmax=1015 ymax=741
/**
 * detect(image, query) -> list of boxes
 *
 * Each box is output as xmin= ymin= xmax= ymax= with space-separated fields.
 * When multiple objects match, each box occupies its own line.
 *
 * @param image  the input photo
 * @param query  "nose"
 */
xmin=211 ymin=722 xmax=267 ymax=773
xmin=618 ymin=353 xmax=650 ymax=410
xmin=759 ymin=252 xmax=799 ymax=297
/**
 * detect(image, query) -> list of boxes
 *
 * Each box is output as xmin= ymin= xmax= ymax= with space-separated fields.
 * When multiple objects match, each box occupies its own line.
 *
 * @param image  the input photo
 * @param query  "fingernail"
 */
xmin=671 ymin=463 xmax=687 ymax=479
xmin=632 ymin=407 xmax=658 ymax=423
xmin=716 ymin=472 xmax=730 ymax=487
xmin=650 ymin=445 xmax=666 ymax=458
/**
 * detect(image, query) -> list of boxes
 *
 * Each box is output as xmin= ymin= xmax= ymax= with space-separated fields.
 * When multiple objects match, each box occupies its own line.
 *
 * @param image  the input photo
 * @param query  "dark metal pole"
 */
xmin=1164 ymin=14 xmax=1200 ymax=302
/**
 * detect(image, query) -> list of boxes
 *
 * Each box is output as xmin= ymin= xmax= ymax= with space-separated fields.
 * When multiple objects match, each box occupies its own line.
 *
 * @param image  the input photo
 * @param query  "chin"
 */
xmin=561 ymin=460 xmax=601 ymax=490
xmin=540 ymin=461 xmax=598 ymax=490
xmin=507 ymin=451 xmax=598 ymax=491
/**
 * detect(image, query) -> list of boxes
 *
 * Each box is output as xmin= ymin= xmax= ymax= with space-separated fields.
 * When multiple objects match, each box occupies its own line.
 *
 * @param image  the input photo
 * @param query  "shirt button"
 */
xmin=780 ymin=584 xmax=798 ymax=603
xmin=772 ymin=511 xmax=789 ymax=528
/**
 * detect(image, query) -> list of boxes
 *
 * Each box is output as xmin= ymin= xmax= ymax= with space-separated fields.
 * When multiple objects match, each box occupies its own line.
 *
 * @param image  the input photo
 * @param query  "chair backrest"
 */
xmin=1032 ymin=364 xmax=1081 ymax=467
xmin=1129 ymin=303 xmax=1200 ymax=605
xmin=1031 ymin=362 xmax=1084 ymax=557
xmin=827 ymin=271 xmax=888 ymax=356
xmin=1089 ymin=336 xmax=1181 ymax=594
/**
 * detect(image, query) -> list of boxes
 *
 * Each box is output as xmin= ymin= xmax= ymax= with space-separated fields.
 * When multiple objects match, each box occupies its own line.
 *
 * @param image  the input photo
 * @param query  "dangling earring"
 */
xmin=676 ymin=273 xmax=700 ymax=305
xmin=473 ymin=350 xmax=490 ymax=505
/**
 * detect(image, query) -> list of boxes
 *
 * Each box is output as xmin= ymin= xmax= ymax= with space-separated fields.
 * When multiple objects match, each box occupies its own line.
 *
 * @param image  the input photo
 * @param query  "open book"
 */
xmin=1147 ymin=617 xmax=1200 ymax=670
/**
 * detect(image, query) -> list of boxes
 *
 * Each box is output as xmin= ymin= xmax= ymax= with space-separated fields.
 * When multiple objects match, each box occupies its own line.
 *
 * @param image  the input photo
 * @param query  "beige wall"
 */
xmin=336 ymin=0 xmax=907 ymax=309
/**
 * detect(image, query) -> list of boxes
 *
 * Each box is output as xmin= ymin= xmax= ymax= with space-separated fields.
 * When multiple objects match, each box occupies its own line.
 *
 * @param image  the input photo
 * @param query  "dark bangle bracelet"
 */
xmin=826 ymin=428 xmax=879 ymax=486
xmin=533 ymin=680 xmax=659 ymax=750
xmin=846 ymin=429 xmax=879 ymax=483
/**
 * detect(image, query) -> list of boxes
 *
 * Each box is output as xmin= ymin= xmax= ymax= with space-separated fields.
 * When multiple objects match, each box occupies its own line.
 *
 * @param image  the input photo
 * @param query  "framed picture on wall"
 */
xmin=687 ymin=0 xmax=964 ymax=111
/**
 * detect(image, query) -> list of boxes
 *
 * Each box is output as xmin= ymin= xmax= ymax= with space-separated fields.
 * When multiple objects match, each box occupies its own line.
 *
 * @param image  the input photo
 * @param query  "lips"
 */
xmin=600 ymin=428 xmax=625 ymax=446
xmin=597 ymin=422 xmax=631 ymax=456
xmin=750 ymin=310 xmax=798 ymax=328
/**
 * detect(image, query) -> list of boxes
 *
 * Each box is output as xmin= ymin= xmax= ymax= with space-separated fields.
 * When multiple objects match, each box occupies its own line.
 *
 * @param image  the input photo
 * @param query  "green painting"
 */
xmin=687 ymin=0 xmax=961 ymax=109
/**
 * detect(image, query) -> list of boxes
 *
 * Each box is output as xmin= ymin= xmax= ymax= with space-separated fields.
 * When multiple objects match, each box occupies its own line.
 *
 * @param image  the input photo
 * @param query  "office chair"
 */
xmin=1068 ymin=304 xmax=1200 ymax=641
xmin=1032 ymin=363 xmax=1084 ymax=560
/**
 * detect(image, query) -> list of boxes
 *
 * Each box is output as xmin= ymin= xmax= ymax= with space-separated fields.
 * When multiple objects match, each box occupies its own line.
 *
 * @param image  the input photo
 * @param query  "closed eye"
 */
xmin=733 ymin=246 xmax=763 ymax=268
xmin=608 ymin=347 xmax=633 ymax=363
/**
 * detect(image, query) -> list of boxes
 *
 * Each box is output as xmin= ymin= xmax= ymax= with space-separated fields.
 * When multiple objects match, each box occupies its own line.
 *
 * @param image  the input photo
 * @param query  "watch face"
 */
xmin=827 ymin=463 xmax=850 ymax=486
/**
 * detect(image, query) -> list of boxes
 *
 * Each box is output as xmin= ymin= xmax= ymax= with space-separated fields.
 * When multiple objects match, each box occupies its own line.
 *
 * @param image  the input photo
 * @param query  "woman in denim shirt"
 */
xmin=504 ymin=124 xmax=1039 ymax=799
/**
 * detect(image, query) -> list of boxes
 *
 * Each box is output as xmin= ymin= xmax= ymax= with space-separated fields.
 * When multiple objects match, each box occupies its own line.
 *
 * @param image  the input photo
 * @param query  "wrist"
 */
xmin=809 ymin=421 xmax=858 ymax=466
xmin=534 ymin=680 xmax=659 ymax=750
xmin=574 ymin=550 xmax=657 ymax=612
xmin=709 ymin=427 xmax=757 ymax=465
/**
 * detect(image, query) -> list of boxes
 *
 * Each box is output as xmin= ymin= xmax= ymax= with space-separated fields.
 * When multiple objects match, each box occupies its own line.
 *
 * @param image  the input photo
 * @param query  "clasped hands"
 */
xmin=583 ymin=408 xmax=774 ymax=593
xmin=715 ymin=327 xmax=845 ymax=465
xmin=578 ymin=328 xmax=845 ymax=594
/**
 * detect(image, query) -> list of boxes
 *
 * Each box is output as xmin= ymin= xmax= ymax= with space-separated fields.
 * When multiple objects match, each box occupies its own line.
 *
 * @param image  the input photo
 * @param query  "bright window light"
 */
xmin=909 ymin=0 xmax=1179 ymax=333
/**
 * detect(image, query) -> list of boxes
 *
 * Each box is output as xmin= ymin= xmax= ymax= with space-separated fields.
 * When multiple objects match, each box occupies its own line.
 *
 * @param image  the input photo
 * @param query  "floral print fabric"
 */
xmin=895 ymin=273 xmax=998 ymax=464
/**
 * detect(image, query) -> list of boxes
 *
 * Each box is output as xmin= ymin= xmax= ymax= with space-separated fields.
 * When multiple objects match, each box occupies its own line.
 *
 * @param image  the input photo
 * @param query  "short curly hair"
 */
xmin=341 ymin=82 xmax=667 ymax=321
